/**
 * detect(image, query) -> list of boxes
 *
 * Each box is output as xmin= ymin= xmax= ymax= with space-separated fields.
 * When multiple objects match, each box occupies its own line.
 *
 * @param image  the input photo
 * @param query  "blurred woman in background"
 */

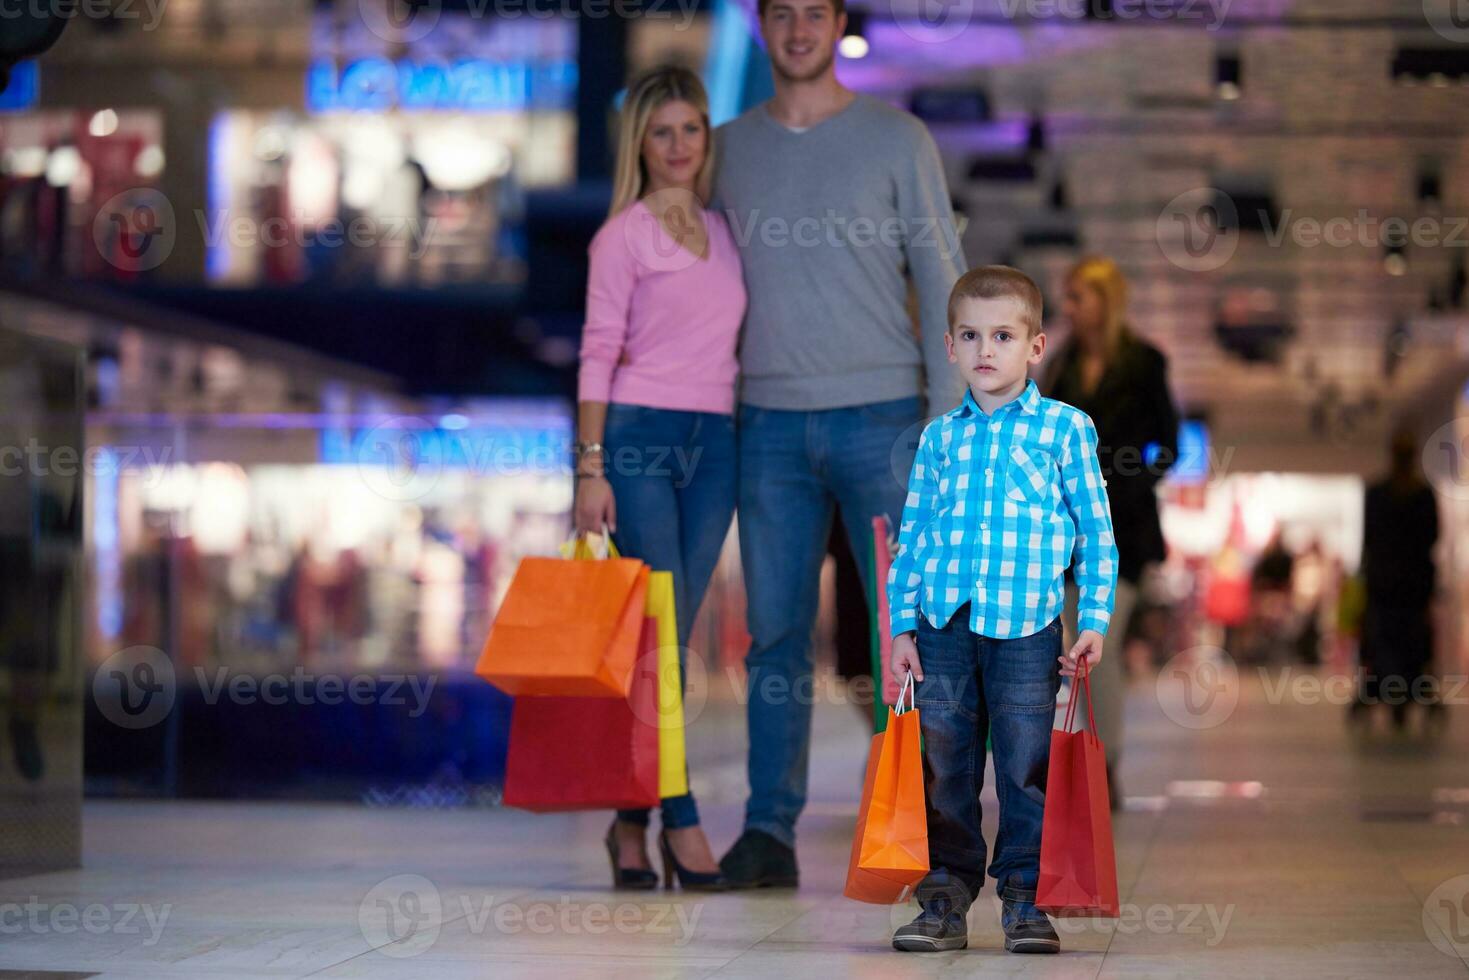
xmin=1044 ymin=256 xmax=1178 ymax=809
xmin=573 ymin=66 xmax=746 ymax=891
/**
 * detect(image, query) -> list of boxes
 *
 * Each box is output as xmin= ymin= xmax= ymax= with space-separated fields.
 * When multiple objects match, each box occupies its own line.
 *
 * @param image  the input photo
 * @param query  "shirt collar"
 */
xmin=951 ymin=379 xmax=1041 ymax=420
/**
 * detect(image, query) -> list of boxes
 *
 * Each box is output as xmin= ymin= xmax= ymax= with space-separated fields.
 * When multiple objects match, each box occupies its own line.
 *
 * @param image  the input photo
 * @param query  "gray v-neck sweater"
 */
xmin=713 ymin=94 xmax=966 ymax=414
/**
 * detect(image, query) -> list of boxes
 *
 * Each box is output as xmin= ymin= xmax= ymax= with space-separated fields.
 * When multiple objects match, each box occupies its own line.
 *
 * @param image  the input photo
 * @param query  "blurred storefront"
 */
xmin=1 ymin=285 xmax=579 ymax=798
xmin=2 ymin=1 xmax=585 ymax=286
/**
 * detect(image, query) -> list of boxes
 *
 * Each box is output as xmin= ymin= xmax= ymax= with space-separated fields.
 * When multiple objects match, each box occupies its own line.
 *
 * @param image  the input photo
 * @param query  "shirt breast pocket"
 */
xmin=1004 ymin=444 xmax=1052 ymax=506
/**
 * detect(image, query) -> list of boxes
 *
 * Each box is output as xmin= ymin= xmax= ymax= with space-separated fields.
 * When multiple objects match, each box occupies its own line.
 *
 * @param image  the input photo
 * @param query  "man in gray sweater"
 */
xmin=713 ymin=0 xmax=965 ymax=889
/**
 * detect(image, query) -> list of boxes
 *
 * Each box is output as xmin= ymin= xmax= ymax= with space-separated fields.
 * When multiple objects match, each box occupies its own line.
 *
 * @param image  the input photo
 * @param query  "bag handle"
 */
xmin=894 ymin=669 xmax=917 ymax=716
xmin=560 ymin=526 xmax=619 ymax=561
xmin=1061 ymin=657 xmax=1096 ymax=736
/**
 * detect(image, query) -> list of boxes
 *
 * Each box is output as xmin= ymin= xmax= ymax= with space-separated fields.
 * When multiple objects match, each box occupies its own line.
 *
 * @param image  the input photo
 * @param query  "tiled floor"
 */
xmin=3 ymin=661 xmax=1469 ymax=978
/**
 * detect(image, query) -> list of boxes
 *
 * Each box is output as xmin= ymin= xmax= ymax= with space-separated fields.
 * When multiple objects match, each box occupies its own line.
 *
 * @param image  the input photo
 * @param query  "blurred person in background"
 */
xmin=1248 ymin=529 xmax=1296 ymax=663
xmin=573 ymin=66 xmax=745 ymax=891
xmin=1044 ymin=256 xmax=1177 ymax=810
xmin=1352 ymin=428 xmax=1441 ymax=733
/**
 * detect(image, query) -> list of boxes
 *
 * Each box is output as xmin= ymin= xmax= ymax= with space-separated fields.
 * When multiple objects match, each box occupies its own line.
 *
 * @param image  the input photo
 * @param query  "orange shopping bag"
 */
xmin=844 ymin=671 xmax=929 ymax=903
xmin=476 ymin=533 xmax=649 ymax=697
xmin=1036 ymin=661 xmax=1120 ymax=917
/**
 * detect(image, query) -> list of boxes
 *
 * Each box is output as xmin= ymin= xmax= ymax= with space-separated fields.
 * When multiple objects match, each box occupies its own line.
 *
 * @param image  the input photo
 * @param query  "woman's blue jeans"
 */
xmin=603 ymin=402 xmax=736 ymax=830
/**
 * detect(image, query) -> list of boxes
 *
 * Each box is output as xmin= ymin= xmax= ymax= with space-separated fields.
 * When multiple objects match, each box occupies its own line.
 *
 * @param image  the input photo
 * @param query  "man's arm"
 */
xmin=1061 ymin=413 xmax=1120 ymax=635
xmin=895 ymin=124 xmax=966 ymax=417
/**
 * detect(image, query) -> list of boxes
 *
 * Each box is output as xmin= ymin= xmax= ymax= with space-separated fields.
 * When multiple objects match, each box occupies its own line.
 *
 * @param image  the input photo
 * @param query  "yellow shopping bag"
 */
xmin=645 ymin=571 xmax=689 ymax=799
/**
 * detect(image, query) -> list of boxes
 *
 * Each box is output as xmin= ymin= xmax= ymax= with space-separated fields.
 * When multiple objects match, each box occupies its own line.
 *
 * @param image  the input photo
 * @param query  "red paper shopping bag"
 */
xmin=1036 ymin=662 xmax=1119 ymax=917
xmin=844 ymin=673 xmax=929 ymax=903
xmin=501 ymin=616 xmax=661 ymax=812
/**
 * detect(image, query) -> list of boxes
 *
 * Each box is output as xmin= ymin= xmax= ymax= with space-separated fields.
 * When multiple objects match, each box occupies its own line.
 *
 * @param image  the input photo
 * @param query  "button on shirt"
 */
xmin=886 ymin=379 xmax=1119 ymax=639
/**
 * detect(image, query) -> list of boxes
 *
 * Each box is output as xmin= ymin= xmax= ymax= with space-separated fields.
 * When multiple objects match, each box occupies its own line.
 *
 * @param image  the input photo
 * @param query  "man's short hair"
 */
xmin=757 ymin=0 xmax=846 ymax=20
xmin=947 ymin=266 xmax=1044 ymax=336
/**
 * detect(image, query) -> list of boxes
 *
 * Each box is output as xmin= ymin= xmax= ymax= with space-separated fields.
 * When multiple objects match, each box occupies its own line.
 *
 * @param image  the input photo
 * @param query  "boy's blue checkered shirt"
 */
xmin=887 ymin=379 xmax=1119 ymax=639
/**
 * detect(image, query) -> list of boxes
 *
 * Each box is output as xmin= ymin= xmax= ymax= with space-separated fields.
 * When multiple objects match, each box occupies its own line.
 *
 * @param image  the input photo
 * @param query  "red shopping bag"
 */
xmin=1203 ymin=572 xmax=1250 ymax=627
xmin=1036 ymin=662 xmax=1119 ymax=917
xmin=844 ymin=672 xmax=929 ymax=904
xmin=501 ymin=616 xmax=661 ymax=812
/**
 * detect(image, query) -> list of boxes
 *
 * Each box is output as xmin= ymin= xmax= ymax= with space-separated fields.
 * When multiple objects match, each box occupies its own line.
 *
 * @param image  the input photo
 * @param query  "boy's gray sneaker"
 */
xmin=1000 ymin=877 xmax=1059 ymax=954
xmin=892 ymin=906 xmax=968 ymax=952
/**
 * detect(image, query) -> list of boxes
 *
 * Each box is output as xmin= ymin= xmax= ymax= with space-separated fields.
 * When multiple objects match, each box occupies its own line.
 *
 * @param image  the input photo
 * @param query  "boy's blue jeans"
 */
xmin=912 ymin=601 xmax=1063 ymax=910
xmin=737 ymin=395 xmax=922 ymax=848
xmin=604 ymin=403 xmax=737 ymax=830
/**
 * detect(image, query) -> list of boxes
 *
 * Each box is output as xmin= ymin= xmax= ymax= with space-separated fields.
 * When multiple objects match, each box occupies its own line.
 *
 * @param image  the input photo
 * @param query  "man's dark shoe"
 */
xmin=1000 ymin=877 xmax=1059 ymax=954
xmin=892 ymin=906 xmax=968 ymax=952
xmin=718 ymin=829 xmax=798 ymax=889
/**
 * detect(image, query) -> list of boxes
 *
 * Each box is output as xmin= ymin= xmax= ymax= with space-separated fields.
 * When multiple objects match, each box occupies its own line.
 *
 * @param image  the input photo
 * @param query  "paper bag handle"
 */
xmin=894 ymin=669 xmax=917 ymax=716
xmin=560 ymin=526 xmax=619 ymax=560
xmin=1061 ymin=657 xmax=1097 ymax=736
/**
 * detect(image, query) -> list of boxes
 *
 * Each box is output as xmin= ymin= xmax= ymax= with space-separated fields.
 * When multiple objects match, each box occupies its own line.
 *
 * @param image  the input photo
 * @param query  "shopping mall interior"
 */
xmin=3 ymin=0 xmax=1469 ymax=976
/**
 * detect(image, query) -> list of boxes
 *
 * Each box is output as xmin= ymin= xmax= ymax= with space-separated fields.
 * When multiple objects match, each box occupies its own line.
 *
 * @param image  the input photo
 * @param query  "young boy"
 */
xmin=886 ymin=266 xmax=1118 ymax=954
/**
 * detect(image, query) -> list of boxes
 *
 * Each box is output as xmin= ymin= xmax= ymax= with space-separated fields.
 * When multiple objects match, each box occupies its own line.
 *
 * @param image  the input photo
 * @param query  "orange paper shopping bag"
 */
xmin=844 ymin=672 xmax=929 ymax=904
xmin=476 ymin=534 xmax=649 ymax=698
xmin=1036 ymin=662 xmax=1120 ymax=917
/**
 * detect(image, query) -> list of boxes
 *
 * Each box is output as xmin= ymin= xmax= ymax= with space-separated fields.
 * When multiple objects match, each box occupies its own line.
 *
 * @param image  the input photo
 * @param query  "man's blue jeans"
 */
xmin=737 ymin=395 xmax=922 ymax=848
xmin=604 ymin=403 xmax=737 ymax=830
xmin=913 ymin=601 xmax=1063 ymax=909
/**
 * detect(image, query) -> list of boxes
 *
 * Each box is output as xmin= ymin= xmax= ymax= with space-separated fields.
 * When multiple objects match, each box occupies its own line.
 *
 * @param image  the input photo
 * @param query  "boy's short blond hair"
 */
xmin=947 ymin=266 xmax=1044 ymax=337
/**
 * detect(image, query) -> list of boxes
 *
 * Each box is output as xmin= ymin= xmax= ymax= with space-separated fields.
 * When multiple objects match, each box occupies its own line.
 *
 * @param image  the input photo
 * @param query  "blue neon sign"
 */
xmin=307 ymin=58 xmax=577 ymax=113
xmin=0 ymin=61 xmax=39 ymax=113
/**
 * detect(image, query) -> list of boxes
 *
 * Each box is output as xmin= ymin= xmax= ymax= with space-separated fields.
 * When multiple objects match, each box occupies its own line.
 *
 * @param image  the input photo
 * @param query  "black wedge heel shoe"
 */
xmin=605 ymin=821 xmax=658 ymax=891
xmin=659 ymin=831 xmax=729 ymax=892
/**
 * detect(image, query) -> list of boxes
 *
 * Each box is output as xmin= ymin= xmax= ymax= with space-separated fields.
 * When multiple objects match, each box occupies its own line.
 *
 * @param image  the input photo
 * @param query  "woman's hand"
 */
xmin=574 ymin=475 xmax=616 ymax=536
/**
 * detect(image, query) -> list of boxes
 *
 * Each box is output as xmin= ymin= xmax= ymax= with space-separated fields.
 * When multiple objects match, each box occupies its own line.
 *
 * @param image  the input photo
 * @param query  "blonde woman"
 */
xmin=1043 ymin=256 xmax=1178 ymax=810
xmin=573 ymin=66 xmax=745 ymax=891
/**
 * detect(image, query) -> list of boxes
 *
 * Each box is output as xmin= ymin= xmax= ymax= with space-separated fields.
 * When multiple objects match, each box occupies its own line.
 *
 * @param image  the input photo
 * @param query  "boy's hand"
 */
xmin=892 ymin=631 xmax=923 ymax=683
xmin=1059 ymin=629 xmax=1104 ymax=677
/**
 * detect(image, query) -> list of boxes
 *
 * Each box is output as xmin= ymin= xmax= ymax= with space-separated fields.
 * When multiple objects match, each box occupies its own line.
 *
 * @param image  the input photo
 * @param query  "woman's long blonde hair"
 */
xmin=608 ymin=66 xmax=715 ymax=218
xmin=1066 ymin=255 xmax=1131 ymax=357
